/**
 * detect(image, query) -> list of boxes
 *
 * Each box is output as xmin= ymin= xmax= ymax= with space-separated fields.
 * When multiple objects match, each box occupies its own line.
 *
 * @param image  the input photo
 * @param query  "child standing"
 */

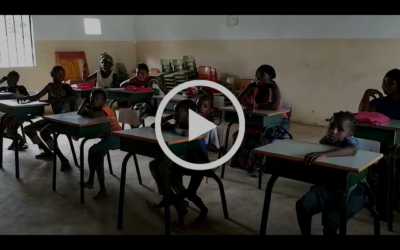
xmin=147 ymin=99 xmax=210 ymax=233
xmin=0 ymin=71 xmax=29 ymax=150
xmin=21 ymin=66 xmax=77 ymax=171
xmin=295 ymin=111 xmax=366 ymax=235
xmin=196 ymin=94 xmax=219 ymax=153
xmin=80 ymin=89 xmax=121 ymax=200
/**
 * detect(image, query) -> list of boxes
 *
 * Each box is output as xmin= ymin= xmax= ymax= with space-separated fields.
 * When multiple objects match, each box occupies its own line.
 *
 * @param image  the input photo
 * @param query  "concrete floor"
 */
xmin=1 ymin=115 xmax=399 ymax=235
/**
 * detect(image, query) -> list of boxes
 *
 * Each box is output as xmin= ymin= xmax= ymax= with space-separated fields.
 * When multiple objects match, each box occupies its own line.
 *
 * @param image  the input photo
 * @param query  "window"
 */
xmin=0 ymin=15 xmax=35 ymax=68
xmin=84 ymin=18 xmax=101 ymax=35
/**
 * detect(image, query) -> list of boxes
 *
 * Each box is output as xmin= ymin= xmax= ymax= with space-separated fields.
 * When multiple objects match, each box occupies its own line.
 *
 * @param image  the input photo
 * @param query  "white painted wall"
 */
xmin=32 ymin=15 xmax=135 ymax=41
xmin=31 ymin=15 xmax=400 ymax=42
xmin=134 ymin=15 xmax=400 ymax=41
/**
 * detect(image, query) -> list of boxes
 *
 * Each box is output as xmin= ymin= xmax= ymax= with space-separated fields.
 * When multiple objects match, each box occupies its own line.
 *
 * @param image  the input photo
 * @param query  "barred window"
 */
xmin=0 ymin=15 xmax=36 ymax=68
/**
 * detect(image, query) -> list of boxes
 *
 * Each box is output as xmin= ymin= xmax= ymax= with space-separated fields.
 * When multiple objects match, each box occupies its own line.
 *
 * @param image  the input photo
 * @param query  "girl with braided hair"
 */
xmin=359 ymin=68 xmax=400 ymax=221
xmin=230 ymin=64 xmax=290 ymax=177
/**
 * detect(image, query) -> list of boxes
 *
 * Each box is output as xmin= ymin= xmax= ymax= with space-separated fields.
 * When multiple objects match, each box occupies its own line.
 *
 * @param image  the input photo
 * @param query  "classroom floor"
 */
xmin=1 ymin=115 xmax=399 ymax=235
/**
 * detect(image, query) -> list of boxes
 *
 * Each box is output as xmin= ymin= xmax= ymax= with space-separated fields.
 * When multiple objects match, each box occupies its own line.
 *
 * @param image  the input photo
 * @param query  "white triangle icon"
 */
xmin=188 ymin=109 xmax=217 ymax=141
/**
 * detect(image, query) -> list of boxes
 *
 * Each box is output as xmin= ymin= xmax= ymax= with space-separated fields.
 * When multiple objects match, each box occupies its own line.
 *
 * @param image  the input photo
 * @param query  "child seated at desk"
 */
xmin=295 ymin=111 xmax=366 ymax=235
xmin=119 ymin=63 xmax=169 ymax=125
xmin=230 ymin=64 xmax=289 ymax=178
xmin=196 ymin=94 xmax=219 ymax=152
xmin=147 ymin=99 xmax=210 ymax=233
xmin=120 ymin=63 xmax=169 ymax=95
xmin=20 ymin=66 xmax=77 ymax=171
xmin=79 ymin=89 xmax=121 ymax=200
xmin=358 ymin=68 xmax=400 ymax=220
xmin=0 ymin=71 xmax=29 ymax=150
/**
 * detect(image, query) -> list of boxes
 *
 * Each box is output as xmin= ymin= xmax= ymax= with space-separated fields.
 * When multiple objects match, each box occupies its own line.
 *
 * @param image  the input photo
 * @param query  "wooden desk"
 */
xmin=354 ymin=120 xmax=400 ymax=231
xmin=44 ymin=112 xmax=115 ymax=204
xmin=0 ymin=100 xmax=48 ymax=179
xmin=112 ymin=127 xmax=206 ymax=235
xmin=218 ymin=106 xmax=292 ymax=181
xmin=0 ymin=92 xmax=15 ymax=100
xmin=252 ymin=139 xmax=383 ymax=235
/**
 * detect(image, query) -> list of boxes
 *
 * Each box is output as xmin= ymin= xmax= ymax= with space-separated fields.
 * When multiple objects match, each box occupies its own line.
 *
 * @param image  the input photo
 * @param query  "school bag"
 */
xmin=354 ymin=111 xmax=390 ymax=125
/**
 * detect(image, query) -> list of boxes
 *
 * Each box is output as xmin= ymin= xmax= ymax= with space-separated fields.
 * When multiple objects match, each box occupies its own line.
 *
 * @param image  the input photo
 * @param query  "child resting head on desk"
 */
xmin=78 ymin=89 xmax=121 ymax=200
xmin=148 ymin=99 xmax=210 ymax=233
xmin=20 ymin=66 xmax=77 ymax=171
xmin=296 ymin=111 xmax=367 ymax=235
xmin=0 ymin=71 xmax=29 ymax=150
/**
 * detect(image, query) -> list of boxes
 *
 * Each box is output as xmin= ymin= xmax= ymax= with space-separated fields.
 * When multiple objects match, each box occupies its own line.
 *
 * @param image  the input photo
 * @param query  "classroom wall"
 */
xmin=0 ymin=15 xmax=136 ymax=92
xmin=134 ymin=15 xmax=400 ymax=126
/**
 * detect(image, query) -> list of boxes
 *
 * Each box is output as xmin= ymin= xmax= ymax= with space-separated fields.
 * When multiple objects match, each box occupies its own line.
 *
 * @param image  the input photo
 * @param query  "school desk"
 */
xmin=72 ymin=89 xmax=92 ymax=99
xmin=0 ymin=100 xmax=48 ymax=179
xmin=354 ymin=120 xmax=400 ymax=231
xmin=0 ymin=92 xmax=15 ymax=100
xmin=43 ymin=112 xmax=115 ymax=204
xmin=112 ymin=127 xmax=208 ymax=235
xmin=218 ymin=106 xmax=292 ymax=182
xmin=252 ymin=139 xmax=383 ymax=235
xmin=152 ymin=94 xmax=189 ymax=111
xmin=104 ymin=88 xmax=154 ymax=108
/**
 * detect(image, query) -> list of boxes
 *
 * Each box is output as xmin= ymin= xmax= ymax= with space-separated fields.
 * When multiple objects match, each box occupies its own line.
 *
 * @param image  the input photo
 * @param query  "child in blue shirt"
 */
xmin=296 ymin=111 xmax=366 ymax=235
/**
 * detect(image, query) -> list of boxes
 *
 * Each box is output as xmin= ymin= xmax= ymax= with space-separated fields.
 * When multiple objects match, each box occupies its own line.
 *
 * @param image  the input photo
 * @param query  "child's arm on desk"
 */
xmin=174 ymin=127 xmax=188 ymax=137
xmin=77 ymin=99 xmax=105 ymax=118
xmin=304 ymin=138 xmax=359 ymax=165
xmin=150 ymin=114 xmax=174 ymax=129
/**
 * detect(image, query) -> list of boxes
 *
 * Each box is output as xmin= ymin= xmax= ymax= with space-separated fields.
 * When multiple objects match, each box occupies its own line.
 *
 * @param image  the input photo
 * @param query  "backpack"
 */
xmin=354 ymin=111 xmax=390 ymax=125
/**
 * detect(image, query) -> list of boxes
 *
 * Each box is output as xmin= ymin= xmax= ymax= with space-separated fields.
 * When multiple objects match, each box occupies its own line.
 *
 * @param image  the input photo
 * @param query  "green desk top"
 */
xmin=112 ymin=126 xmax=205 ymax=146
xmin=0 ymin=99 xmax=48 ymax=108
xmin=253 ymin=139 xmax=383 ymax=173
xmin=219 ymin=106 xmax=289 ymax=117
xmin=44 ymin=112 xmax=115 ymax=127
xmin=152 ymin=95 xmax=188 ymax=101
xmin=355 ymin=119 xmax=400 ymax=131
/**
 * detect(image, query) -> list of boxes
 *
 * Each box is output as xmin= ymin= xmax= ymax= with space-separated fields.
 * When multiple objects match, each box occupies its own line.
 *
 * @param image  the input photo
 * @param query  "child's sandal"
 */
xmin=146 ymin=200 xmax=163 ymax=215
xmin=172 ymin=221 xmax=186 ymax=233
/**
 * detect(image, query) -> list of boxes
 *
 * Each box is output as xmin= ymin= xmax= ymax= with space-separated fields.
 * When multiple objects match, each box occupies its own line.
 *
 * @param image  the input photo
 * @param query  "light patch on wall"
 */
xmin=84 ymin=18 xmax=101 ymax=35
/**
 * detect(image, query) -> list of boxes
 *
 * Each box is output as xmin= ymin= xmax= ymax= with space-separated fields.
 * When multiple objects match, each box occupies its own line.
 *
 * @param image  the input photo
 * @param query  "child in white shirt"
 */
xmin=196 ymin=94 xmax=220 ymax=153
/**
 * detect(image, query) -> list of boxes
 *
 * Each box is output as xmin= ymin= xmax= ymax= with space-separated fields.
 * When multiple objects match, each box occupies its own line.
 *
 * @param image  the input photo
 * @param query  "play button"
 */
xmin=188 ymin=109 xmax=217 ymax=141
xmin=154 ymin=80 xmax=245 ymax=171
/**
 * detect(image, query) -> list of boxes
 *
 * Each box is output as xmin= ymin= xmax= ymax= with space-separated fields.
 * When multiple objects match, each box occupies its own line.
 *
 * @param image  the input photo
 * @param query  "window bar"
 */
xmin=12 ymin=15 xmax=18 ymax=66
xmin=20 ymin=15 xmax=26 ymax=65
xmin=4 ymin=15 xmax=10 ymax=67
xmin=28 ymin=15 xmax=35 ymax=65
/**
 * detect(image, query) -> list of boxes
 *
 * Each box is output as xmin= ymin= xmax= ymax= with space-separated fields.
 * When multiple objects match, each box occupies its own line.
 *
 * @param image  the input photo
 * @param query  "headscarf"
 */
xmin=100 ymin=52 xmax=113 ymax=65
xmin=257 ymin=64 xmax=276 ymax=79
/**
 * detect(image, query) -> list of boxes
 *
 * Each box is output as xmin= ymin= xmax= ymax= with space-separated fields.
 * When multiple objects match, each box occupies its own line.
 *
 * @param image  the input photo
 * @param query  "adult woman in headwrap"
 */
xmin=230 ymin=65 xmax=289 ymax=177
xmin=358 ymin=68 xmax=400 ymax=221
xmin=82 ymin=52 xmax=119 ymax=88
